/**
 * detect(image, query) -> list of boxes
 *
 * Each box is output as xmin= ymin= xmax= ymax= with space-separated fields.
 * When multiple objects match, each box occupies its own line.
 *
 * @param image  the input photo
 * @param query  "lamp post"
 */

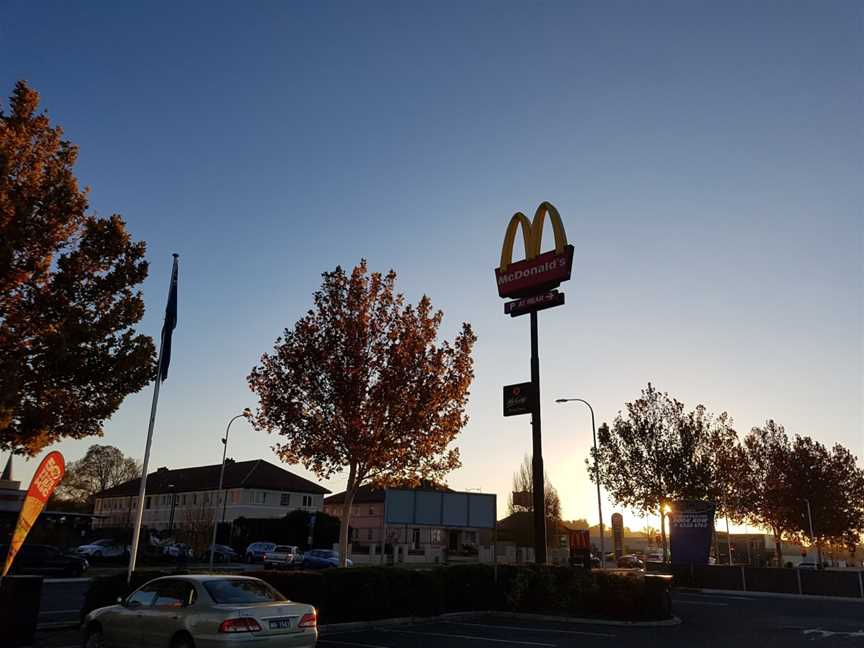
xmin=209 ymin=409 xmax=251 ymax=570
xmin=803 ymin=498 xmax=820 ymax=567
xmin=555 ymin=398 xmax=605 ymax=569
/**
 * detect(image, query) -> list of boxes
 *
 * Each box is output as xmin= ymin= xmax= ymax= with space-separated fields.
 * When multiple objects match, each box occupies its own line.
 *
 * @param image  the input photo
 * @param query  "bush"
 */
xmin=81 ymin=563 xmax=672 ymax=627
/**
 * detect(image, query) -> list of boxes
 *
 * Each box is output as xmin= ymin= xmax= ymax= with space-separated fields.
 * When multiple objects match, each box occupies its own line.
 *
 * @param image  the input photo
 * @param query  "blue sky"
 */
xmin=3 ymin=0 xmax=861 ymax=529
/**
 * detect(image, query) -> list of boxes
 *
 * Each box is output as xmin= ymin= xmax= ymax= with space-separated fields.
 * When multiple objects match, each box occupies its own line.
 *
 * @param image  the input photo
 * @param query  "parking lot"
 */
xmin=34 ymin=589 xmax=864 ymax=647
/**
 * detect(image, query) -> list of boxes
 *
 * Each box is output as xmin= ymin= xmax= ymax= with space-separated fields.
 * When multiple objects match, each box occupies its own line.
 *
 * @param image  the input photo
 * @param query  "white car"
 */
xmin=78 ymin=539 xmax=128 ymax=559
xmin=82 ymin=575 xmax=317 ymax=647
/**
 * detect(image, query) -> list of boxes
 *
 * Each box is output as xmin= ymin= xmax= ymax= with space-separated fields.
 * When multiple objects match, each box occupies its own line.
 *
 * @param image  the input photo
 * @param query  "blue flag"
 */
xmin=159 ymin=255 xmax=179 ymax=381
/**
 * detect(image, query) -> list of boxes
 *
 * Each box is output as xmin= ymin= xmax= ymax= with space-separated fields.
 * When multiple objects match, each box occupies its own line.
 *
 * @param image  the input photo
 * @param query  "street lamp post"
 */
xmin=209 ymin=409 xmax=251 ymax=570
xmin=555 ymin=398 xmax=605 ymax=569
xmin=803 ymin=498 xmax=820 ymax=567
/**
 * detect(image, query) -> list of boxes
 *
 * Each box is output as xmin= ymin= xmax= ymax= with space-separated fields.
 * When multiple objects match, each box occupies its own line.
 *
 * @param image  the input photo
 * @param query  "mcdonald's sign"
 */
xmin=495 ymin=201 xmax=574 ymax=299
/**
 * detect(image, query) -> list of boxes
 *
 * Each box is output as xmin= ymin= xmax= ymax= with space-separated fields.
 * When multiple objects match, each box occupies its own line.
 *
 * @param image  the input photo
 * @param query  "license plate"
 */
xmin=268 ymin=618 xmax=292 ymax=630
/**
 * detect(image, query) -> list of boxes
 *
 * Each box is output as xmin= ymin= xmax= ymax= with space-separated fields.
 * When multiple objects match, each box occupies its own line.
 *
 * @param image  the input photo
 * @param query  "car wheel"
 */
xmin=84 ymin=625 xmax=104 ymax=648
xmin=171 ymin=632 xmax=195 ymax=648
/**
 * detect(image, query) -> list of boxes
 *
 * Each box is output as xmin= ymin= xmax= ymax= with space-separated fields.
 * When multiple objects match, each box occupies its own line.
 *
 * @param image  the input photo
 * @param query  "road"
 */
xmin=34 ymin=590 xmax=864 ymax=647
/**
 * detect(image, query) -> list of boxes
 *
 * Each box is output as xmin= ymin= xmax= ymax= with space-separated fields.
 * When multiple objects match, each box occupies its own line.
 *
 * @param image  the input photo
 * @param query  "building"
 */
xmin=323 ymin=484 xmax=495 ymax=564
xmin=93 ymin=459 xmax=329 ymax=530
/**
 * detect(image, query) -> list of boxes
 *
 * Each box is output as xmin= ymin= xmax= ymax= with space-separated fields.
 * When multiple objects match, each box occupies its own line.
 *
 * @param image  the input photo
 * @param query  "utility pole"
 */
xmin=529 ymin=311 xmax=547 ymax=564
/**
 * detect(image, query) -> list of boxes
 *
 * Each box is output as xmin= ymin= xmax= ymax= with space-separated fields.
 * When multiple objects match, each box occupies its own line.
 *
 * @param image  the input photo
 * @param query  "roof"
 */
xmin=95 ymin=459 xmax=329 ymax=498
xmin=323 ymin=480 xmax=450 ymax=505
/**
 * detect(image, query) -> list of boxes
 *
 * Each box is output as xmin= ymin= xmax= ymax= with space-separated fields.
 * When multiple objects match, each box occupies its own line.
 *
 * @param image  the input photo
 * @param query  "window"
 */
xmin=302 ymin=495 xmax=312 ymax=507
xmin=367 ymin=528 xmax=373 ymax=541
xmin=145 ymin=497 xmax=151 ymax=510
xmin=153 ymin=580 xmax=197 ymax=608
xmin=280 ymin=494 xmax=291 ymax=506
xmin=125 ymin=584 xmax=159 ymax=608
xmin=369 ymin=506 xmax=375 ymax=516
xmin=431 ymin=529 xmax=443 ymax=544
xmin=192 ymin=494 xmax=197 ymax=505
xmin=232 ymin=490 xmax=241 ymax=504
xmin=181 ymin=494 xmax=186 ymax=505
xmin=411 ymin=528 xmax=420 ymax=550
xmin=464 ymin=531 xmax=478 ymax=544
xmin=204 ymin=579 xmax=286 ymax=604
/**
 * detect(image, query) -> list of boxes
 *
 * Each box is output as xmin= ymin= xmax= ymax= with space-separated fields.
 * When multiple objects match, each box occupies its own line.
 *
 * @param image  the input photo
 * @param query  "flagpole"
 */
xmin=127 ymin=255 xmax=178 ymax=583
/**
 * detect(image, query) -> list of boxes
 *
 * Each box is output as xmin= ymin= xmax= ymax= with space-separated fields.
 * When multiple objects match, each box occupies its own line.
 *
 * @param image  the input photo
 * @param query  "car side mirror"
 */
xmin=116 ymin=597 xmax=123 ymax=604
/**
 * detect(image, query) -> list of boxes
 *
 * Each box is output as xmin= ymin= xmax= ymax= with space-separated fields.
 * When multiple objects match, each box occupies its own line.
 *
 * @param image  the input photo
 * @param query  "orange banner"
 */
xmin=2 ymin=451 xmax=65 ymax=577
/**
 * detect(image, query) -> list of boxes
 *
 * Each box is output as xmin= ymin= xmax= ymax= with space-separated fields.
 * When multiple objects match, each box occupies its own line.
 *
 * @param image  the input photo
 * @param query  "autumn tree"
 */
xmin=507 ymin=453 xmax=562 ymax=520
xmin=736 ymin=420 xmax=793 ymax=565
xmin=0 ymin=81 xmax=154 ymax=455
xmin=54 ymin=444 xmax=141 ymax=505
xmin=591 ymin=383 xmax=723 ymax=561
xmin=249 ymin=261 xmax=476 ymax=566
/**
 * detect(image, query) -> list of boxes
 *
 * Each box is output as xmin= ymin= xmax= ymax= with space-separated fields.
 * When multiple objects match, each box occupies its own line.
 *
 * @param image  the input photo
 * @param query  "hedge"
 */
xmin=81 ymin=564 xmax=672 ymax=625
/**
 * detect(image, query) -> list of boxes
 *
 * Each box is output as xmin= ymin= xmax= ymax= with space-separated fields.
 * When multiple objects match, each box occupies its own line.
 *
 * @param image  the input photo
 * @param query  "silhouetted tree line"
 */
xmin=591 ymin=383 xmax=864 ymax=565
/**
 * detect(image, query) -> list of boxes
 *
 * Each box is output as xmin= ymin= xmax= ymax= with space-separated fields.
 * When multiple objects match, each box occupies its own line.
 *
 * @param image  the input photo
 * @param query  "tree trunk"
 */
xmin=660 ymin=508 xmax=668 ymax=563
xmin=338 ymin=464 xmax=358 ymax=568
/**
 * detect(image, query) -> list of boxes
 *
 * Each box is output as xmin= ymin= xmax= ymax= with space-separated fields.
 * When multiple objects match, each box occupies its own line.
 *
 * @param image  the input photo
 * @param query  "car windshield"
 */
xmin=204 ymin=579 xmax=286 ymax=604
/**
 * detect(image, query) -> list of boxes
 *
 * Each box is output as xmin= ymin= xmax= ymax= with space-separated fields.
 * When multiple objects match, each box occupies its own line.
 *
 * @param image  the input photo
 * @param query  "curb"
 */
xmin=318 ymin=610 xmax=680 ymax=634
xmin=679 ymin=587 xmax=864 ymax=603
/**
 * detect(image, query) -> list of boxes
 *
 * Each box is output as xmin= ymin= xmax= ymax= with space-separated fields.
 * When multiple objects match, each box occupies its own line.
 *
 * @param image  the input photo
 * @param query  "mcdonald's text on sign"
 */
xmin=505 ymin=290 xmax=565 ymax=317
xmin=495 ymin=201 xmax=574 ymax=299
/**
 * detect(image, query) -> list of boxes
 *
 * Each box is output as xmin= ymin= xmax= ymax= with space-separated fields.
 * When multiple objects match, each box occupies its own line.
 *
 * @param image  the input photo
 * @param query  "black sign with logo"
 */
xmin=504 ymin=290 xmax=565 ymax=318
xmin=503 ymin=382 xmax=535 ymax=417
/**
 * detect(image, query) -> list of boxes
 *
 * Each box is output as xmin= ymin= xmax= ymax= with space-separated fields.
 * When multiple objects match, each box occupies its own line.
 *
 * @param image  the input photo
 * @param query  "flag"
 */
xmin=3 ymin=451 xmax=65 ymax=577
xmin=159 ymin=255 xmax=179 ymax=381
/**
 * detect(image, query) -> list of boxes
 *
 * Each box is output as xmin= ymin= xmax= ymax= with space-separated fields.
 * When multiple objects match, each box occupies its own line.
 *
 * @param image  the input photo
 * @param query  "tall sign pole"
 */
xmin=529 ymin=310 xmax=546 ymax=563
xmin=496 ymin=202 xmax=573 ymax=565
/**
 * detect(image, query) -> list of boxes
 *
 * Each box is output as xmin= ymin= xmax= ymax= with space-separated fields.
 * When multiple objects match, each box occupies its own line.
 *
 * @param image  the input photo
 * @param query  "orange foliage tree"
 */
xmin=248 ymin=261 xmax=476 ymax=565
xmin=0 ymin=82 xmax=154 ymax=455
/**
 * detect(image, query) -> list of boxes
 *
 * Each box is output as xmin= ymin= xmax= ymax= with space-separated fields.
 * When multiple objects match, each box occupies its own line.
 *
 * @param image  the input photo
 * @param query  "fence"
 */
xmin=647 ymin=562 xmax=864 ymax=598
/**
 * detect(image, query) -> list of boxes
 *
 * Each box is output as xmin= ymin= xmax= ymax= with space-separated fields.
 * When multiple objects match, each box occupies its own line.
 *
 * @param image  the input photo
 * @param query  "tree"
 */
xmin=591 ymin=383 xmax=722 ymax=561
xmin=0 ymin=81 xmax=154 ymax=456
xmin=736 ymin=420 xmax=794 ymax=565
xmin=507 ymin=454 xmax=562 ymax=520
xmin=249 ymin=261 xmax=476 ymax=566
xmin=54 ymin=444 xmax=141 ymax=505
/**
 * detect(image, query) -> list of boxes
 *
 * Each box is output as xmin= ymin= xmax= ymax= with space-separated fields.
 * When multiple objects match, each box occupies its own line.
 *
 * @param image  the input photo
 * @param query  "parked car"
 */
xmin=78 ymin=539 xmax=128 ymax=559
xmin=162 ymin=542 xmax=193 ymax=559
xmin=617 ymin=554 xmax=645 ymax=569
xmin=264 ymin=545 xmax=302 ymax=569
xmin=245 ymin=541 xmax=277 ymax=563
xmin=202 ymin=544 xmax=239 ymax=562
xmin=0 ymin=543 xmax=88 ymax=577
xmin=302 ymin=549 xmax=351 ymax=569
xmin=82 ymin=574 xmax=317 ymax=648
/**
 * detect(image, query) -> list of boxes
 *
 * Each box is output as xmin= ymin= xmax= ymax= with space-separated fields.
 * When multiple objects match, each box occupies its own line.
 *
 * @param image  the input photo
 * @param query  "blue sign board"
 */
xmin=669 ymin=500 xmax=716 ymax=565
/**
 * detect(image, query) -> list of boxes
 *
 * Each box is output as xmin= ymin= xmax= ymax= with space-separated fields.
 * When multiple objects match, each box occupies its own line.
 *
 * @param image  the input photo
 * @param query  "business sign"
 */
xmin=668 ymin=500 xmax=716 ymax=565
xmin=495 ymin=202 xmax=574 ymax=299
xmin=503 ymin=382 xmax=535 ymax=417
xmin=611 ymin=512 xmax=624 ymax=558
xmin=504 ymin=290 xmax=565 ymax=318
xmin=2 ymin=451 xmax=65 ymax=577
xmin=384 ymin=489 xmax=496 ymax=529
xmin=512 ymin=490 xmax=532 ymax=508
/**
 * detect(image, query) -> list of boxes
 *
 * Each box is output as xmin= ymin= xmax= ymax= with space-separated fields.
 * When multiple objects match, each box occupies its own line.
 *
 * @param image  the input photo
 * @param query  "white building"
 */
xmin=92 ymin=459 xmax=329 ymax=530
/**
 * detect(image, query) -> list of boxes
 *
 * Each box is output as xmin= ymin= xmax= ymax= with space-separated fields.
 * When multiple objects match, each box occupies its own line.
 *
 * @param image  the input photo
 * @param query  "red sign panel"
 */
xmin=495 ymin=245 xmax=574 ymax=298
xmin=570 ymin=529 xmax=591 ymax=550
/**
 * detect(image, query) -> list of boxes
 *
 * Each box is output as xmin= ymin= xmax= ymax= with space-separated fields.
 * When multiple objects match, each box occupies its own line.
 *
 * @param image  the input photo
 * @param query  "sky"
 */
xmin=2 ymin=0 xmax=862 ymax=532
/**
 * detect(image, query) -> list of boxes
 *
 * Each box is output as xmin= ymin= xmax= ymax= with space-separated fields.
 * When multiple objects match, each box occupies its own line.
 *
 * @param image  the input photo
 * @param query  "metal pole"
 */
xmin=209 ymin=411 xmax=248 ymax=570
xmin=555 ymin=398 xmax=604 ymax=569
xmin=529 ymin=311 xmax=547 ymax=564
xmin=168 ymin=488 xmax=176 ymax=534
xmin=127 ymin=257 xmax=177 ymax=583
xmin=804 ymin=498 xmax=819 ymax=566
xmin=725 ymin=515 xmax=732 ymax=565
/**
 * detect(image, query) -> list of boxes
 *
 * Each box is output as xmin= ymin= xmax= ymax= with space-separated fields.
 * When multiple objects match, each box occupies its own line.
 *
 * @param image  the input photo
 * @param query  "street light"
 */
xmin=555 ymin=397 xmax=605 ymax=569
xmin=803 ymin=498 xmax=819 ymax=567
xmin=209 ymin=408 xmax=252 ymax=570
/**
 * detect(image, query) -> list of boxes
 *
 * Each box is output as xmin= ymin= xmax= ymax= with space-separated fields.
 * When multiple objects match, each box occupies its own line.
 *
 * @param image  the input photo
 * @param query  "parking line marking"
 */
xmin=385 ymin=629 xmax=556 ymax=646
xmin=674 ymin=600 xmax=728 ymax=607
xmin=319 ymin=640 xmax=393 ymax=648
xmin=452 ymin=622 xmax=615 ymax=638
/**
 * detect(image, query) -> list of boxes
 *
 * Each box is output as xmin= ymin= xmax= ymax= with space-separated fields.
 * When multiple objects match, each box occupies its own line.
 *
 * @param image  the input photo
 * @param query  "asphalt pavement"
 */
xmin=32 ymin=589 xmax=864 ymax=647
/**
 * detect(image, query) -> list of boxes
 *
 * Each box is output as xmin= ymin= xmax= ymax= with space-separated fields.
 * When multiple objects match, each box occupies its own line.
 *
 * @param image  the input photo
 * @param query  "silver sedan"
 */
xmin=82 ymin=574 xmax=317 ymax=647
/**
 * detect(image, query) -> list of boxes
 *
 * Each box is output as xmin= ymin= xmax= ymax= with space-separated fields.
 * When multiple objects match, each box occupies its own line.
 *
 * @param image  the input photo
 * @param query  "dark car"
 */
xmin=0 ymin=543 xmax=89 ymax=577
xmin=617 ymin=554 xmax=645 ymax=569
xmin=302 ymin=549 xmax=352 ymax=569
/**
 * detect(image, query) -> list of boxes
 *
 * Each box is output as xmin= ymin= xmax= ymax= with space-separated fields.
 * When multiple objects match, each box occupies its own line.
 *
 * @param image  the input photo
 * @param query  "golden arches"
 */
xmin=499 ymin=201 xmax=569 ymax=271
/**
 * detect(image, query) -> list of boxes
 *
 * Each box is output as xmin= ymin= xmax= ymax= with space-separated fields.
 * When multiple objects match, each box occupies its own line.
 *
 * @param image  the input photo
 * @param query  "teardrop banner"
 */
xmin=2 ymin=451 xmax=65 ymax=577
